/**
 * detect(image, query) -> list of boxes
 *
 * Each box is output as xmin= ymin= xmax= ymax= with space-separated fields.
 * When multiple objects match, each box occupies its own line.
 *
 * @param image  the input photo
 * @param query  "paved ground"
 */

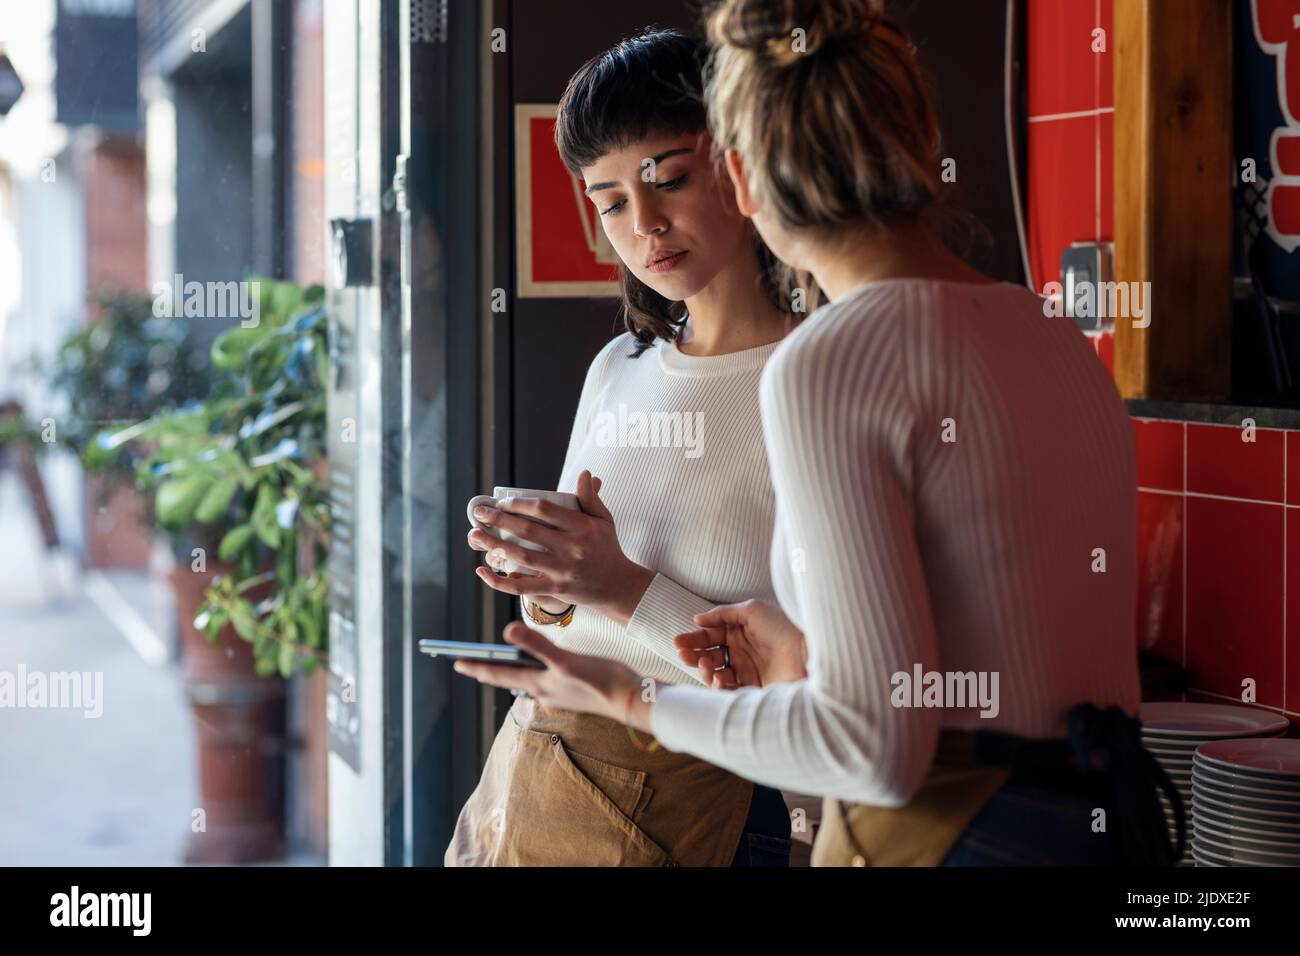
xmin=0 ymin=472 xmax=322 ymax=866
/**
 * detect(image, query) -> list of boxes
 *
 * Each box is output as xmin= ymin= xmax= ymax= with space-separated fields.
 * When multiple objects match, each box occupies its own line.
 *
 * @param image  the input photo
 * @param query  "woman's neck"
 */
xmin=806 ymin=217 xmax=995 ymax=302
xmin=678 ymin=244 xmax=789 ymax=357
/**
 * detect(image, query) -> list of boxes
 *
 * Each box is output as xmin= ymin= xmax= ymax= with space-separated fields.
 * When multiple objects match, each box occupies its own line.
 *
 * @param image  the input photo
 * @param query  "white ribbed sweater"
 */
xmin=651 ymin=279 xmax=1142 ymax=806
xmin=527 ymin=323 xmax=781 ymax=687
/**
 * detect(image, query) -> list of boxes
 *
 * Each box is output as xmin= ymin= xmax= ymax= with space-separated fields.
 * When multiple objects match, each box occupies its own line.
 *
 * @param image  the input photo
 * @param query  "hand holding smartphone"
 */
xmin=418 ymin=639 xmax=546 ymax=670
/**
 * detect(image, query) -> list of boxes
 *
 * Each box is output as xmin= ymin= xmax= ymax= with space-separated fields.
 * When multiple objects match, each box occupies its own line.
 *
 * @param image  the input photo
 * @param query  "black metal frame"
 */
xmin=387 ymin=0 xmax=489 ymax=866
xmin=250 ymin=0 xmax=288 ymax=277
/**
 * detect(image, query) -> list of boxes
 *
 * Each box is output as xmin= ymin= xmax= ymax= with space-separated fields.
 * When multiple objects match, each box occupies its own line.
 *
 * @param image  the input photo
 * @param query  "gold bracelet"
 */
xmin=622 ymin=682 xmax=640 ymax=725
xmin=524 ymin=600 xmax=575 ymax=627
xmin=622 ymin=680 xmax=660 ymax=751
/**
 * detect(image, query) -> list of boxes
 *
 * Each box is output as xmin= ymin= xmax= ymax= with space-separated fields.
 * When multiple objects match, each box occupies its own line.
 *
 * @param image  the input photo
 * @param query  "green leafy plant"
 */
xmin=92 ymin=279 xmax=331 ymax=678
xmin=0 ymin=405 xmax=46 ymax=452
xmin=42 ymin=291 xmax=212 ymax=492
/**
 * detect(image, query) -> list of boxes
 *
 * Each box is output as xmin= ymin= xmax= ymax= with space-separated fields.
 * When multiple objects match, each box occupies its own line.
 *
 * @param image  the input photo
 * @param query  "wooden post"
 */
xmin=1113 ymin=0 xmax=1235 ymax=400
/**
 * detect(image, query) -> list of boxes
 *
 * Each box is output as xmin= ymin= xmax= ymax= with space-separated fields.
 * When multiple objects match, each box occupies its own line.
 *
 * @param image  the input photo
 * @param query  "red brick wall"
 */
xmin=293 ymin=0 xmax=326 ymax=288
xmin=82 ymin=139 xmax=154 ymax=569
xmin=84 ymin=141 xmax=148 ymax=305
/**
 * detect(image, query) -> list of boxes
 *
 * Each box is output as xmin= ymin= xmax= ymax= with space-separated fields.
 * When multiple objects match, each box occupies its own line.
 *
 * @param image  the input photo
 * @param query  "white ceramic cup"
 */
xmin=467 ymin=486 xmax=580 ymax=576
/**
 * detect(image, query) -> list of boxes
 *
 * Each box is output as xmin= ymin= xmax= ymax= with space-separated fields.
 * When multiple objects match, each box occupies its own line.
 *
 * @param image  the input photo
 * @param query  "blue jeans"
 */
xmin=730 ymin=784 xmax=792 ymax=867
xmin=942 ymin=780 xmax=1123 ymax=866
xmin=942 ymin=704 xmax=1185 ymax=865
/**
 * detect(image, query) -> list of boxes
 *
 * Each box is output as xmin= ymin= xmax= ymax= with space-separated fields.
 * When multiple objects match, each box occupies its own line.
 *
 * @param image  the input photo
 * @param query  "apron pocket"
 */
xmin=497 ymin=728 xmax=672 ymax=867
xmin=565 ymin=746 xmax=653 ymax=823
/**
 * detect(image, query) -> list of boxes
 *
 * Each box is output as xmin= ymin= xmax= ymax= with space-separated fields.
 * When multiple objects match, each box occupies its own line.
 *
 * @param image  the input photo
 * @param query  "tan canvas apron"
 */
xmin=445 ymin=695 xmax=754 ymax=867
xmin=811 ymin=730 xmax=1012 ymax=867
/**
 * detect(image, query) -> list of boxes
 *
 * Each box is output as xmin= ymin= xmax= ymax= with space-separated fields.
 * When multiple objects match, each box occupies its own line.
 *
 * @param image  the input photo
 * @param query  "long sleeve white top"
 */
xmin=650 ymin=278 xmax=1141 ymax=805
xmin=525 ymin=321 xmax=782 ymax=687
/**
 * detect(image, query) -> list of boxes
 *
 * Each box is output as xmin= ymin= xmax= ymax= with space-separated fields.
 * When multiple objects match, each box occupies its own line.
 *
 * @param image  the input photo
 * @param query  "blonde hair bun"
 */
xmin=704 ymin=0 xmax=940 ymax=232
xmin=708 ymin=0 xmax=887 ymax=65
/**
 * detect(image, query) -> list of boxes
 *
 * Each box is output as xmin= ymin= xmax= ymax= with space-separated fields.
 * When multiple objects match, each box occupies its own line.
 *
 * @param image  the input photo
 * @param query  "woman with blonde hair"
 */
xmin=455 ymin=0 xmax=1183 ymax=866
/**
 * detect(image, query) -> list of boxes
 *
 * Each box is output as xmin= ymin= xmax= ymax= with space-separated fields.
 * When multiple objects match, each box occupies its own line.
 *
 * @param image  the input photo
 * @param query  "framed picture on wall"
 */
xmin=514 ymin=103 xmax=621 ymax=298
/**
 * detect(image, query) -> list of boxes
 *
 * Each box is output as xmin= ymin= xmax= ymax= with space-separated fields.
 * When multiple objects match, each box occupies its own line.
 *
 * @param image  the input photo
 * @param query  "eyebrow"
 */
xmin=583 ymin=147 xmax=694 ymax=195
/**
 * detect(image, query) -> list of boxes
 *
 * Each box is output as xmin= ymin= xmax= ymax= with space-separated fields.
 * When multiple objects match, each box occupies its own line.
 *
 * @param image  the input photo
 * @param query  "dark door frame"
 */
xmin=391 ymin=0 xmax=489 ymax=866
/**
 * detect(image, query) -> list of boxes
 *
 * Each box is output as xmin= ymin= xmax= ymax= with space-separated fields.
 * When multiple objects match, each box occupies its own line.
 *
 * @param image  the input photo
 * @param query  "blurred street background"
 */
xmin=0 ymin=0 xmax=330 ymax=866
xmin=0 ymin=485 xmax=190 ymax=865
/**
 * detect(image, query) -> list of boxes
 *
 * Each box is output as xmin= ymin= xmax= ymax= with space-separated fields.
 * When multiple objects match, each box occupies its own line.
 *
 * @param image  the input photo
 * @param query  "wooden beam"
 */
xmin=1113 ymin=0 xmax=1234 ymax=401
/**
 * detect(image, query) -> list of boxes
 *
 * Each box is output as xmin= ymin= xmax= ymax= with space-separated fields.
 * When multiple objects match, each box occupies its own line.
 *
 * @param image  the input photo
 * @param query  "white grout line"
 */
xmin=1027 ymin=106 xmax=1116 ymax=123
xmin=1134 ymin=418 xmax=1289 ymax=432
xmin=1094 ymin=115 xmax=1102 ymax=241
xmin=82 ymin=571 xmax=170 ymax=668
xmin=1128 ymin=418 xmax=1289 ymax=434
xmin=1182 ymin=423 xmax=1187 ymax=669
xmin=1186 ymin=490 xmax=1283 ymax=506
xmin=1143 ymin=424 xmax=1295 ymax=705
xmin=1138 ymin=487 xmax=1290 ymax=507
xmin=1094 ymin=0 xmax=1102 ymax=242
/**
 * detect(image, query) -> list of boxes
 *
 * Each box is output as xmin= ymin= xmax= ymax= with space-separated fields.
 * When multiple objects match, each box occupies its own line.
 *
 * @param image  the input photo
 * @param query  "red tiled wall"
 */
xmin=1031 ymin=2 xmax=1296 ymax=724
xmin=1028 ymin=0 xmax=1115 ymax=373
xmin=1135 ymin=420 xmax=1300 ymax=721
xmin=1027 ymin=0 xmax=1113 ymax=285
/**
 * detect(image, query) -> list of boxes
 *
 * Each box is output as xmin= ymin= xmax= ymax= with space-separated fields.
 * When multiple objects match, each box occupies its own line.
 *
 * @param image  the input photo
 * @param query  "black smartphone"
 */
xmin=417 ymin=639 xmax=546 ymax=669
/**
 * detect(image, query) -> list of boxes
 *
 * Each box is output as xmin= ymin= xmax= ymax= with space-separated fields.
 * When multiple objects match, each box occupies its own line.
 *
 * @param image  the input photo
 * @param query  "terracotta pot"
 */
xmin=84 ymin=472 xmax=154 ymax=569
xmin=301 ymin=667 xmax=330 ymax=855
xmin=170 ymin=564 xmax=287 ymax=864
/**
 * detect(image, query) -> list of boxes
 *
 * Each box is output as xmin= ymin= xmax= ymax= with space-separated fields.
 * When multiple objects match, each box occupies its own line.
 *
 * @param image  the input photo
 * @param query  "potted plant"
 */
xmin=41 ymin=291 xmax=213 ymax=568
xmin=91 ymin=278 xmax=331 ymax=863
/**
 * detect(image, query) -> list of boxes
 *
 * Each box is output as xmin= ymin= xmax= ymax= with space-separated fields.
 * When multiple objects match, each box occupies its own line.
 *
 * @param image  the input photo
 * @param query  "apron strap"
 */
xmin=831 ymin=704 xmax=1189 ymax=866
xmin=1065 ymin=701 xmax=1187 ymax=866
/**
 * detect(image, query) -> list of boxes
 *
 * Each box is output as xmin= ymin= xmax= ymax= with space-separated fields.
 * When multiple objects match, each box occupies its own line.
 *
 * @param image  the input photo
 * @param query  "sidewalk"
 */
xmin=0 ymin=470 xmax=194 ymax=865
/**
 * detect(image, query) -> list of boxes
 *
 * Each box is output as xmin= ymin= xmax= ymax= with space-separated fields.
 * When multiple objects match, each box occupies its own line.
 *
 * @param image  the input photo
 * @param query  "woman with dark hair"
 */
xmin=454 ymin=0 xmax=1182 ymax=867
xmin=444 ymin=28 xmax=798 ymax=867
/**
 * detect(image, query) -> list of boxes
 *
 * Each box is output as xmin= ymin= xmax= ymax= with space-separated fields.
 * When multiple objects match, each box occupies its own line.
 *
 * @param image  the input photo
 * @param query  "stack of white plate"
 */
xmin=1139 ymin=703 xmax=1290 ymax=866
xmin=1191 ymin=738 xmax=1300 ymax=867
